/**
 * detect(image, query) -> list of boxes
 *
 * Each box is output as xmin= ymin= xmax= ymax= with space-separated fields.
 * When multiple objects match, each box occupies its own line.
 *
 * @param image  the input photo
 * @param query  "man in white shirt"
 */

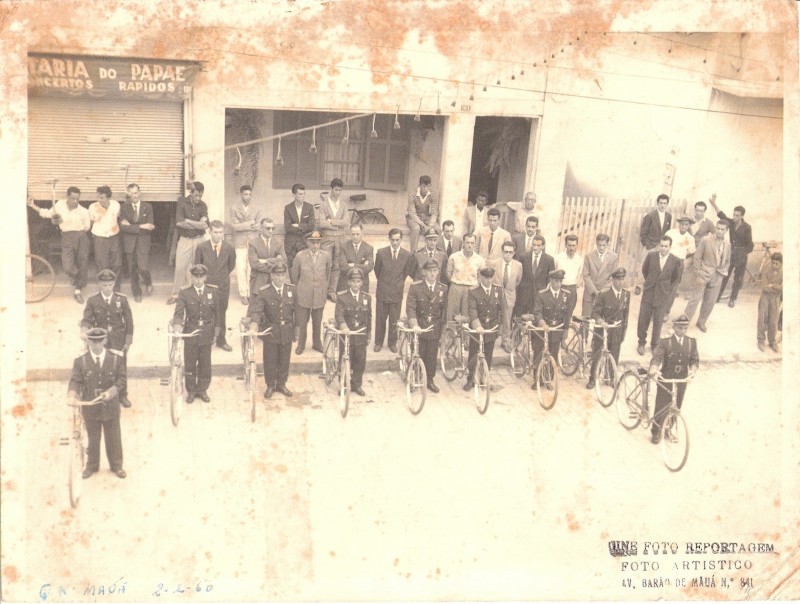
xmin=476 ymin=207 xmax=512 ymax=263
xmin=663 ymin=215 xmax=696 ymax=320
xmin=88 ymin=185 xmax=123 ymax=292
xmin=463 ymin=191 xmax=489 ymax=236
xmin=504 ymin=191 xmax=539 ymax=235
xmin=445 ymin=233 xmax=486 ymax=322
xmin=554 ymin=234 xmax=583 ymax=322
xmin=317 ymin=178 xmax=349 ymax=299
xmin=229 ymin=184 xmax=263 ymax=304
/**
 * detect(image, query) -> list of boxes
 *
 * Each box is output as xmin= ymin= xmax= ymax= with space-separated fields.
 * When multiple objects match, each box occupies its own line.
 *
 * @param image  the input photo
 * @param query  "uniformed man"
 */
xmin=406 ymin=259 xmax=449 ymax=393
xmin=334 ymin=268 xmax=372 ymax=397
xmin=68 ymin=328 xmax=127 ymax=479
xmin=248 ymin=262 xmax=295 ymax=399
xmin=532 ymin=269 xmax=571 ymax=389
xmin=172 ymin=264 xmax=223 ymax=403
xmin=411 ymin=228 xmax=447 ymax=281
xmin=587 ymin=267 xmax=630 ymax=389
xmin=463 ymin=267 xmax=505 ymax=391
xmin=81 ymin=269 xmax=133 ymax=408
xmin=648 ymin=314 xmax=699 ymax=444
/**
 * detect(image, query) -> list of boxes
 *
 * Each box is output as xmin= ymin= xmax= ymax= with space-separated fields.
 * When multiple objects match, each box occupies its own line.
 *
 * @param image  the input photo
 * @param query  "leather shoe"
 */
xmin=82 ymin=469 xmax=96 ymax=479
xmin=217 ymin=343 xmax=233 ymax=352
xmin=463 ymin=381 xmax=474 ymax=391
xmin=186 ymin=392 xmax=195 ymax=404
xmin=427 ymin=382 xmax=439 ymax=393
xmin=197 ymin=391 xmax=211 ymax=403
xmin=696 ymin=323 xmax=707 ymax=333
xmin=114 ymin=469 xmax=127 ymax=479
xmin=728 ymin=298 xmax=735 ymax=308
xmin=295 ymin=346 xmax=304 ymax=355
xmin=636 ymin=344 xmax=645 ymax=356
xmin=770 ymin=343 xmax=781 ymax=353
xmin=264 ymin=386 xmax=274 ymax=399
xmin=757 ymin=342 xmax=766 ymax=352
xmin=120 ymin=396 xmax=132 ymax=408
xmin=312 ymin=344 xmax=324 ymax=353
xmin=166 ymin=296 xmax=177 ymax=305
xmin=634 ymin=285 xmax=641 ymax=296
xmin=241 ymin=295 xmax=249 ymax=305
xmin=74 ymin=292 xmax=85 ymax=304
xmin=389 ymin=345 xmax=398 ymax=353
xmin=134 ymin=294 xmax=142 ymax=303
xmin=650 ymin=433 xmax=660 ymax=445
xmin=586 ymin=379 xmax=595 ymax=389
xmin=353 ymin=387 xmax=365 ymax=396
xmin=276 ymin=385 xmax=293 ymax=397
xmin=145 ymin=284 xmax=154 ymax=295
xmin=374 ymin=343 xmax=382 ymax=353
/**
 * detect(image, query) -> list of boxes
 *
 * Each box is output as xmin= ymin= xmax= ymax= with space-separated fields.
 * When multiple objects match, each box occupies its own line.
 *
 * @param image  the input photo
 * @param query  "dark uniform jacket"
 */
xmin=81 ymin=292 xmax=133 ymax=350
xmin=468 ymin=284 xmax=505 ymax=343
xmin=173 ymin=284 xmax=223 ymax=346
xmin=194 ymin=239 xmax=236 ymax=292
xmin=533 ymin=286 xmax=571 ymax=328
xmin=651 ymin=334 xmax=699 ymax=379
xmin=336 ymin=240 xmax=375 ymax=292
xmin=335 ymin=289 xmax=372 ymax=341
xmin=69 ymin=350 xmax=125 ymax=422
xmin=248 ymin=283 xmax=296 ymax=345
xmin=374 ymin=246 xmax=414 ymax=304
xmin=118 ymin=200 xmax=154 ymax=253
xmin=406 ymin=280 xmax=449 ymax=340
xmin=411 ymin=248 xmax=448 ymax=282
xmin=591 ymin=286 xmax=631 ymax=343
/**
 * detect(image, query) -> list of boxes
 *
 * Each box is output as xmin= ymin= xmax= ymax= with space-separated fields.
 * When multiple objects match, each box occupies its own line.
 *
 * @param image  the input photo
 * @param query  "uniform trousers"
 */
xmin=532 ymin=331 xmax=561 ymax=376
xmin=295 ymin=306 xmax=324 ymax=349
xmin=234 ymin=247 xmax=251 ymax=298
xmin=757 ymin=293 xmax=781 ymax=346
xmin=652 ymin=381 xmax=687 ymax=438
xmin=446 ymin=284 xmax=472 ymax=323
xmin=418 ymin=338 xmax=439 ymax=382
xmin=684 ymin=273 xmax=723 ymax=327
xmin=125 ymin=240 xmax=152 ymax=297
xmin=263 ymin=339 xmax=291 ymax=388
xmin=375 ymin=300 xmax=402 ymax=348
xmin=84 ymin=416 xmax=123 ymax=472
xmin=341 ymin=342 xmax=367 ymax=389
xmin=93 ymin=235 xmax=123 ymax=290
xmin=172 ymin=235 xmax=205 ymax=295
xmin=466 ymin=337 xmax=496 ymax=383
xmin=184 ymin=341 xmax=212 ymax=393
xmin=61 ymin=231 xmax=90 ymax=290
xmin=589 ymin=328 xmax=623 ymax=379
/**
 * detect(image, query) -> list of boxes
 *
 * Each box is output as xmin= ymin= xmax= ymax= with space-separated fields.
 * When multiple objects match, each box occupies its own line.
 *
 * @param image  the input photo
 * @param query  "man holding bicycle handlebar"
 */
xmin=587 ymin=267 xmax=630 ymax=389
xmin=335 ymin=268 xmax=372 ymax=397
xmin=532 ymin=269 xmax=571 ymax=389
xmin=464 ymin=267 xmax=504 ymax=391
xmin=406 ymin=259 xmax=448 ymax=393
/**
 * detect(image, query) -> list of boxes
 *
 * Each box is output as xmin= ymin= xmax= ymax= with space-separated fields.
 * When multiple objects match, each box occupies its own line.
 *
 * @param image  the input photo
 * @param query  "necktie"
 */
xmin=503 ymin=263 xmax=509 ymax=288
xmin=196 ymin=288 xmax=203 ymax=297
xmin=105 ymin=296 xmax=111 ymax=305
xmin=276 ymin=288 xmax=282 ymax=297
xmin=392 ymin=250 xmax=397 ymax=261
xmin=447 ymin=240 xmax=452 ymax=256
xmin=133 ymin=204 xmax=139 ymax=222
xmin=488 ymin=231 xmax=494 ymax=254
xmin=428 ymin=251 xmax=433 ymax=260
xmin=533 ymin=254 xmax=539 ymax=273
xmin=267 ymin=238 xmax=271 ymax=253
xmin=94 ymin=355 xmax=101 ymax=372
xmin=214 ymin=243 xmax=220 ymax=257
xmin=429 ymin=284 xmax=434 ymax=294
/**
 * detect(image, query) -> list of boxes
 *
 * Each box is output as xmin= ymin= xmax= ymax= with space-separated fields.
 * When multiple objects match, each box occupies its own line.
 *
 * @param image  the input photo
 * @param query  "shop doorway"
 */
xmin=468 ymin=116 xmax=532 ymax=204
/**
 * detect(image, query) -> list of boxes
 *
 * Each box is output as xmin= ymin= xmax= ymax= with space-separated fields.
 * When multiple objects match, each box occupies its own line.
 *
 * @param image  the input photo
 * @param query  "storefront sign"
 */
xmin=28 ymin=54 xmax=200 ymax=101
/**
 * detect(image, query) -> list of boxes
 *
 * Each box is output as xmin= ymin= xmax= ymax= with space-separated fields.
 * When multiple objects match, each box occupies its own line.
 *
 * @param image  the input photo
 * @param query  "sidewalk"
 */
xmin=26 ymin=279 xmax=781 ymax=380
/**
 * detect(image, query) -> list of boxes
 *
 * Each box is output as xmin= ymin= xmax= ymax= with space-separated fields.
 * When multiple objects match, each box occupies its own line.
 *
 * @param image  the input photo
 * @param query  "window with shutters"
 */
xmin=272 ymin=111 xmax=410 ymax=191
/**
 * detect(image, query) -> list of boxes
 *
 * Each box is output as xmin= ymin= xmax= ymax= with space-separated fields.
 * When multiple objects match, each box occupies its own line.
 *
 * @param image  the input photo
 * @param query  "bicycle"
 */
xmin=396 ymin=317 xmax=411 ymax=379
xmin=439 ymin=315 xmax=470 ymax=382
xmin=560 ymin=317 xmax=621 ymax=407
xmin=25 ymin=253 xmax=56 ymax=303
xmin=348 ymin=194 xmax=389 ymax=225
xmin=165 ymin=324 xmax=200 ymax=427
xmin=528 ymin=323 xmax=565 ymax=410
xmin=509 ymin=314 xmax=536 ymax=378
xmin=559 ymin=316 xmax=594 ymax=378
xmin=396 ymin=323 xmax=434 ymax=414
xmin=321 ymin=322 xmax=367 ymax=418
xmin=238 ymin=319 xmax=271 ymax=423
xmin=61 ymin=395 xmax=103 ymax=508
xmin=614 ymin=367 xmax=693 ymax=471
xmin=462 ymin=325 xmax=498 ymax=415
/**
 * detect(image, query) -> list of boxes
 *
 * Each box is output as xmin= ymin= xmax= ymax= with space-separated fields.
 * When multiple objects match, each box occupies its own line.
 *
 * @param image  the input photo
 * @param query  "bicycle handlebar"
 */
xmin=325 ymin=326 xmax=367 ymax=336
xmin=68 ymin=395 xmax=105 ymax=407
xmin=167 ymin=329 xmax=202 ymax=339
xmin=396 ymin=323 xmax=434 ymax=333
xmin=462 ymin=325 xmax=499 ymax=334
xmin=239 ymin=326 xmax=272 ymax=337
xmin=652 ymin=371 xmax=696 ymax=383
xmin=527 ymin=323 xmax=565 ymax=332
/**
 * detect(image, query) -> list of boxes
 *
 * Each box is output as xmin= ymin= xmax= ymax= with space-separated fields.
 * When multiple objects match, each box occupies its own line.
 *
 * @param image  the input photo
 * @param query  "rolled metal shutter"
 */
xmin=28 ymin=97 xmax=184 ymax=202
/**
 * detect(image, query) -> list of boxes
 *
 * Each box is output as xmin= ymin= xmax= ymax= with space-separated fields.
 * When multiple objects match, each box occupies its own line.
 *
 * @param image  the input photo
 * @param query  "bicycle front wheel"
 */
xmin=25 ymin=254 xmax=56 ymax=303
xmin=170 ymin=365 xmax=183 ymax=427
xmin=248 ymin=361 xmax=257 ymax=422
xmin=406 ymin=357 xmax=427 ymax=415
xmin=660 ymin=412 xmax=689 ymax=472
xmin=615 ymin=371 xmax=644 ymax=430
xmin=474 ymin=357 xmax=490 ymax=414
xmin=398 ymin=333 xmax=411 ymax=379
xmin=68 ymin=416 xmax=85 ymax=508
xmin=594 ymin=353 xmax=619 ymax=408
xmin=440 ymin=327 xmax=459 ymax=382
xmin=559 ymin=324 xmax=582 ymax=377
xmin=339 ymin=357 xmax=350 ymax=418
xmin=510 ymin=328 xmax=530 ymax=378
xmin=322 ymin=336 xmax=337 ymax=385
xmin=536 ymin=355 xmax=559 ymax=410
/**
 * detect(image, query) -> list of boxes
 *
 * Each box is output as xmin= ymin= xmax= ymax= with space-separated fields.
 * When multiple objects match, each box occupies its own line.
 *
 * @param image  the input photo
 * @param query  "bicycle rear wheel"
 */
xmin=398 ymin=333 xmax=410 ymax=379
xmin=406 ymin=357 xmax=427 ymax=415
xmin=559 ymin=324 xmax=582 ymax=376
xmin=248 ymin=361 xmax=257 ymax=422
xmin=536 ymin=355 xmax=559 ymax=410
xmin=474 ymin=357 xmax=490 ymax=414
xmin=510 ymin=328 xmax=530 ymax=378
xmin=594 ymin=353 xmax=619 ymax=408
xmin=25 ymin=254 xmax=56 ymax=303
xmin=361 ymin=210 xmax=389 ymax=225
xmin=170 ymin=365 xmax=183 ymax=427
xmin=68 ymin=415 xmax=85 ymax=508
xmin=339 ymin=357 xmax=350 ymax=418
xmin=322 ymin=336 xmax=337 ymax=385
xmin=660 ymin=412 xmax=689 ymax=472
xmin=440 ymin=327 xmax=459 ymax=382
xmin=615 ymin=371 xmax=644 ymax=430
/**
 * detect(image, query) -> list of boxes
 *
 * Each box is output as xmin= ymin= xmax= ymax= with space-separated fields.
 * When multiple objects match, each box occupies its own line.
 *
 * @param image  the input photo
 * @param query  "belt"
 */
xmin=274 ymin=320 xmax=289 ymax=326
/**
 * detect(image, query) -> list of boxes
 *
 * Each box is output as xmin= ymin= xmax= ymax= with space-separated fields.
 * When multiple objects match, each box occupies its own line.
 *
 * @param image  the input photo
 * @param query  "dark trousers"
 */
xmin=466 ymin=336 xmax=496 ymax=383
xmin=61 ymin=231 xmax=90 ymax=290
xmin=718 ymin=250 xmax=748 ymax=302
xmin=93 ymin=235 xmax=123 ymax=290
xmin=215 ymin=287 xmax=231 ymax=345
xmin=652 ymin=381 xmax=687 ymax=437
xmin=105 ymin=336 xmax=128 ymax=399
xmin=418 ymin=338 xmax=440 ymax=383
xmin=125 ymin=241 xmax=152 ymax=297
xmin=263 ymin=340 xmax=291 ymax=388
xmin=663 ymin=260 xmax=685 ymax=318
xmin=637 ymin=293 xmax=665 ymax=349
xmin=757 ymin=294 xmax=781 ymax=345
xmin=184 ymin=341 xmax=212 ymax=393
xmin=532 ymin=332 xmax=560 ymax=375
xmin=341 ymin=342 xmax=367 ymax=389
xmin=295 ymin=306 xmax=323 ymax=349
xmin=375 ymin=300 xmax=402 ymax=348
xmin=589 ymin=328 xmax=622 ymax=379
xmin=84 ymin=417 xmax=123 ymax=471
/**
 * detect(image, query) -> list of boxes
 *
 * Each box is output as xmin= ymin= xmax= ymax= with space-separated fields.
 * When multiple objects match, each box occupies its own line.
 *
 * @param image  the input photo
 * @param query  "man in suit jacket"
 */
xmin=194 ymin=220 xmax=237 ymax=351
xmin=490 ymin=241 xmax=523 ymax=352
xmin=512 ymin=215 xmax=540 ymax=262
xmin=436 ymin=220 xmax=462 ymax=284
xmin=290 ymin=231 xmax=331 ymax=354
xmin=636 ymin=236 xmax=682 ymax=354
xmin=476 ymin=207 xmax=512 ymax=263
xmin=587 ymin=267 xmax=630 ymax=389
xmin=412 ymin=229 xmax=447 ymax=281
xmin=683 ymin=221 xmax=731 ymax=332
xmin=248 ymin=263 xmax=295 ymax=398
xmin=283 ymin=183 xmax=315 ymax=268
xmin=639 ymin=194 xmax=673 ymax=251
xmin=690 ymin=200 xmax=716 ymax=248
xmin=248 ymin=218 xmax=288 ymax=293
xmin=462 ymin=191 xmax=489 ymax=236
xmin=374 ymin=228 xmax=414 ymax=352
xmin=316 ymin=179 xmax=349 ymax=297
xmin=464 ymin=267 xmax=505 ymax=390
xmin=405 ymin=259 xmax=449 ymax=392
xmin=335 ymin=268 xmax=372 ymax=397
xmin=68 ymin=327 xmax=127 ymax=479
xmin=514 ymin=235 xmax=555 ymax=316
xmin=118 ymin=183 xmax=154 ymax=302
xmin=648 ymin=314 xmax=699 ymax=444
xmin=335 ymin=224 xmax=374 ymax=294
xmin=581 ymin=233 xmax=619 ymax=317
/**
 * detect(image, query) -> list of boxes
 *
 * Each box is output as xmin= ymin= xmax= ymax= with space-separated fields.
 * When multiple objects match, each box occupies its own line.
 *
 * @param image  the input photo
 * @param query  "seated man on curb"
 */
xmin=335 ymin=268 xmax=372 ymax=397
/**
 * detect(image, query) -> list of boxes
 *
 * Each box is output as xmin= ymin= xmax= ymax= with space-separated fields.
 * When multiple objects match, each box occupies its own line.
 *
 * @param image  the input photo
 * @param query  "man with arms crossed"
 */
xmin=118 ymin=183 xmax=155 ymax=302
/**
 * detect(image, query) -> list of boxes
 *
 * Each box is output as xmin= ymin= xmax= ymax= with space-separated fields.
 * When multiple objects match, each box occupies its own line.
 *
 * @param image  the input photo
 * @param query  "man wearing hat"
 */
xmin=587 ymin=267 xmax=630 ymax=389
xmin=172 ymin=264 xmax=223 ymax=403
xmin=406 ymin=259 xmax=449 ymax=393
xmin=463 ymin=266 xmax=505 ymax=391
xmin=248 ymin=263 xmax=295 ymax=398
xmin=412 ymin=228 xmax=447 ymax=281
xmin=335 ymin=268 xmax=372 ymax=396
xmin=648 ymin=314 xmax=699 ymax=444
xmin=663 ymin=215 xmax=697 ymax=320
xmin=532 ymin=269 xmax=571 ymax=389
xmin=290 ymin=231 xmax=332 ymax=355
xmin=68 ymin=328 xmax=127 ymax=479
xmin=81 ymin=269 xmax=133 ymax=408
